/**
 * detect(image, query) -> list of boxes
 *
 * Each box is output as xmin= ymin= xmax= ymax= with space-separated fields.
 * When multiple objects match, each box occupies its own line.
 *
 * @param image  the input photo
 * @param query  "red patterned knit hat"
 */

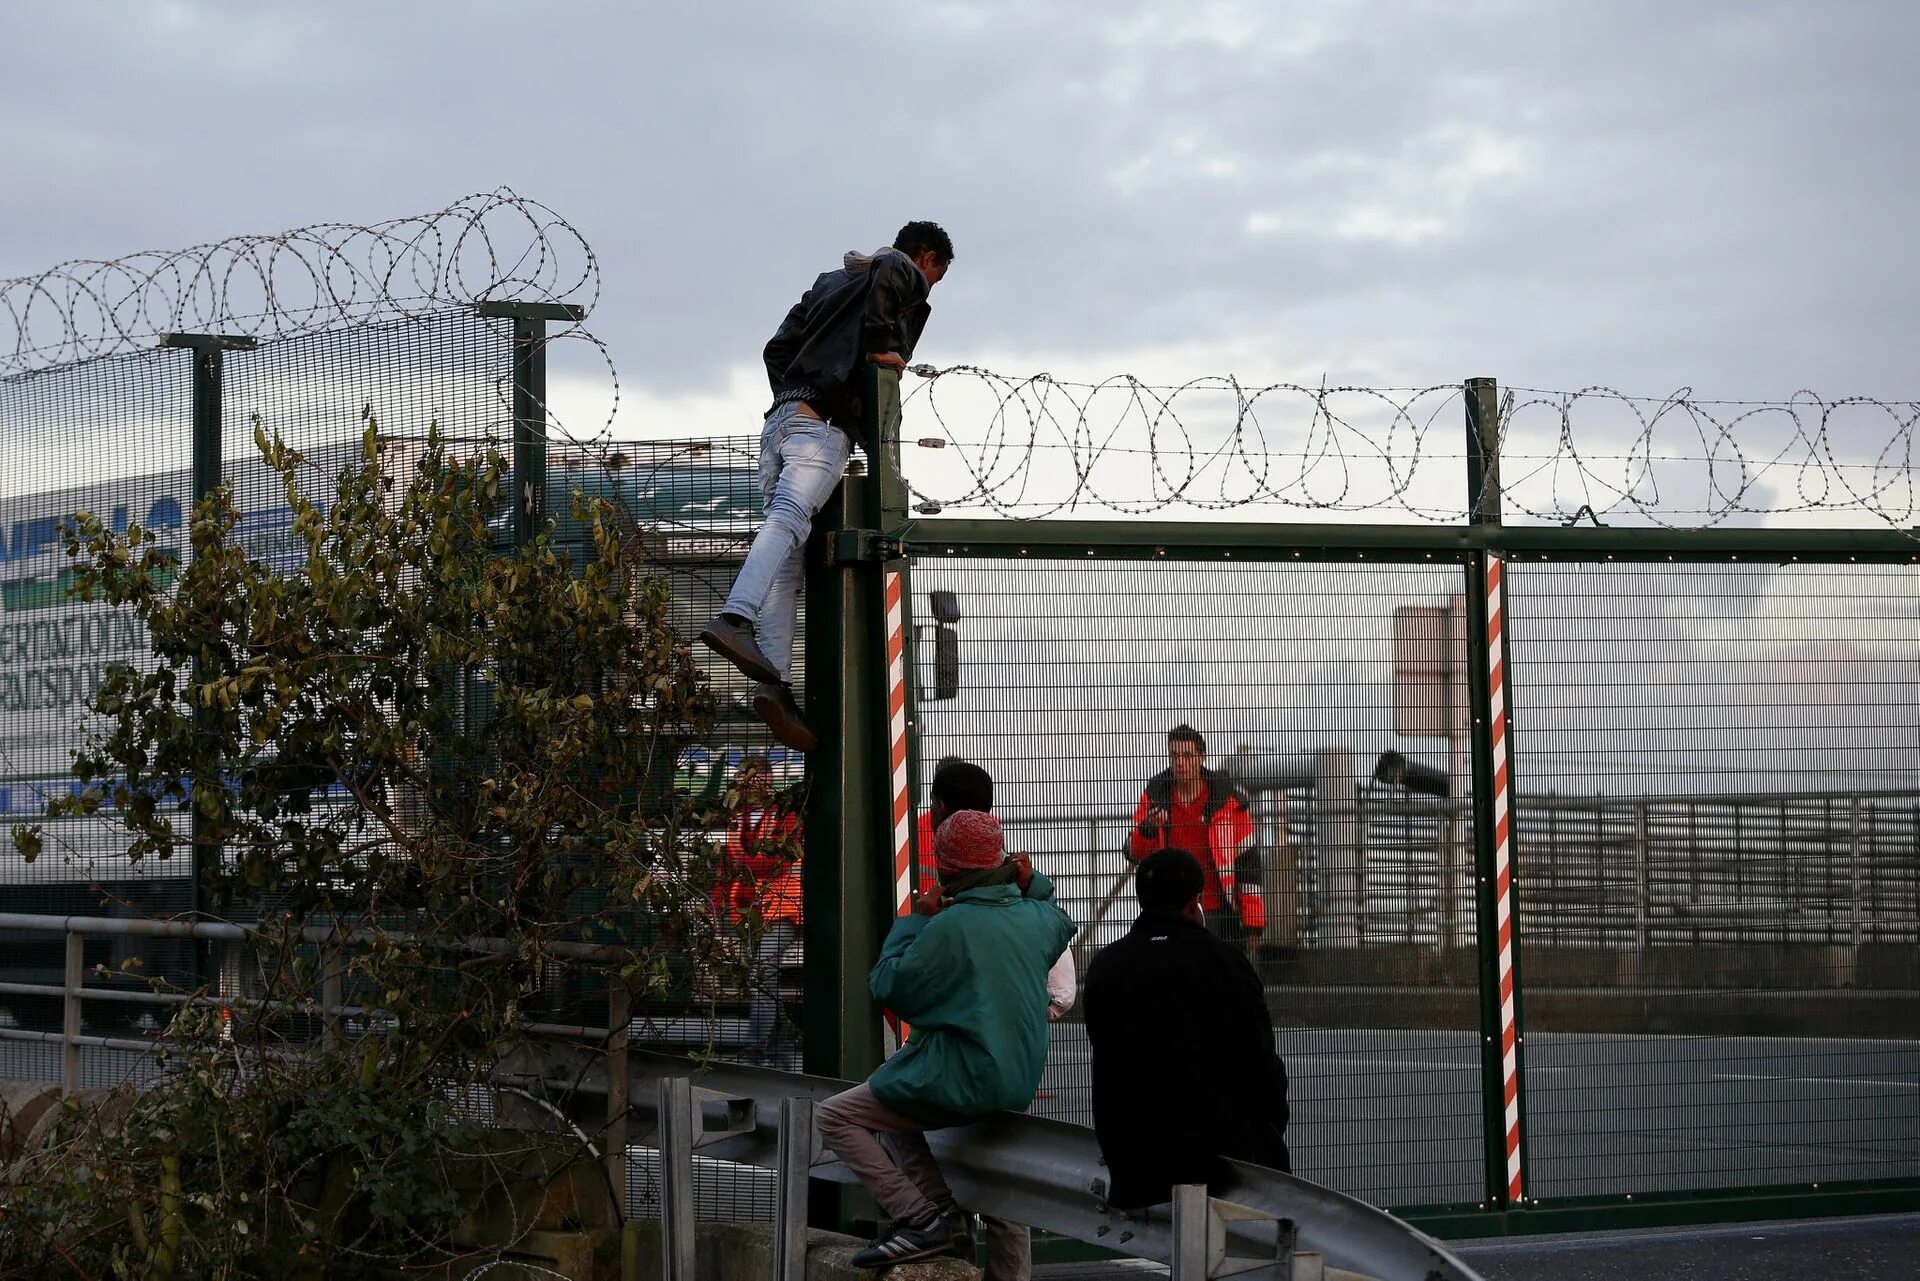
xmin=934 ymin=809 xmax=1005 ymax=876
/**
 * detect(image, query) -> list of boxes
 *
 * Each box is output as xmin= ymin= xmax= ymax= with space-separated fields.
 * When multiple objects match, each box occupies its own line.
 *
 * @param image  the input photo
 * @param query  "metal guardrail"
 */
xmin=505 ymin=1045 xmax=1482 ymax=1281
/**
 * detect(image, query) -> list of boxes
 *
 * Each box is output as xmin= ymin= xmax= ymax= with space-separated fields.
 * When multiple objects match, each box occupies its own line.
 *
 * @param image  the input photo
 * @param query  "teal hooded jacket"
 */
xmin=866 ymin=873 xmax=1077 ymax=1128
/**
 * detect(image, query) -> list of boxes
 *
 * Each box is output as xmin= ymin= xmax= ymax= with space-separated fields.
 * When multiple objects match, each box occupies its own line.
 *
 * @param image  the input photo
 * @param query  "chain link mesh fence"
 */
xmin=905 ymin=553 xmax=1487 ymax=1210
xmin=0 ymin=317 xmax=801 ymax=1220
xmin=0 ymin=347 xmax=195 ymax=1068
xmin=1505 ymin=559 xmax=1919 ymax=1201
xmin=902 ymin=547 xmax=1918 ymax=1215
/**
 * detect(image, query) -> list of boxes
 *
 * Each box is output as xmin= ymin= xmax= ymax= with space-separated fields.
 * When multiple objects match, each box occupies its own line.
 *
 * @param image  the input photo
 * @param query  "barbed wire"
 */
xmin=1499 ymin=385 xmax=1917 ymax=529
xmin=0 ymin=187 xmax=598 ymax=378
xmin=894 ymin=365 xmax=1918 ymax=529
xmin=897 ymin=366 xmax=1466 ymax=521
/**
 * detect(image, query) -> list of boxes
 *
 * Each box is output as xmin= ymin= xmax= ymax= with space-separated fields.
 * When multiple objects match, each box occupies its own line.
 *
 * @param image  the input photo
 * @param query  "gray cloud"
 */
xmin=2 ymin=0 xmax=1916 ymax=425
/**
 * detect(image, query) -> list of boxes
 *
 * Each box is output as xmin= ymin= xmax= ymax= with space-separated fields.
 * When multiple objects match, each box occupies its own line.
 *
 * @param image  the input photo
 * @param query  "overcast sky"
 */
xmin=2 ymin=1 xmax=1917 ymax=521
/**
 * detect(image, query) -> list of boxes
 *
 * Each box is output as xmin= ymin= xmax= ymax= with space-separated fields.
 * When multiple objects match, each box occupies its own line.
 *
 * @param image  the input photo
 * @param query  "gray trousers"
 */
xmin=816 ymin=1082 xmax=1031 ymax=1281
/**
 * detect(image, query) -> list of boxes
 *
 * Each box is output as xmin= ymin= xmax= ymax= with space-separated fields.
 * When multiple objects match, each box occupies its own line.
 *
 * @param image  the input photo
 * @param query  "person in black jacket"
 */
xmin=701 ymin=222 xmax=954 ymax=751
xmin=1083 ymin=846 xmax=1290 ymax=1209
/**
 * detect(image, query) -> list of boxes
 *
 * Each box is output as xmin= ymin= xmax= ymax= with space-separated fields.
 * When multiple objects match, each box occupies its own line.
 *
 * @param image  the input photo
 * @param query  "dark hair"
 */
xmin=1136 ymin=847 xmax=1205 ymax=913
xmin=894 ymin=220 xmax=954 ymax=264
xmin=930 ymin=759 xmax=992 ymax=814
xmin=1168 ymin=724 xmax=1206 ymax=755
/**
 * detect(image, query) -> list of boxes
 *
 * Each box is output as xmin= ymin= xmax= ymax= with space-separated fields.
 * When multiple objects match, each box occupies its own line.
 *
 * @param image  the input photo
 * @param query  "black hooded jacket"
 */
xmin=762 ymin=247 xmax=931 ymax=437
xmin=1083 ymin=909 xmax=1290 ymax=1208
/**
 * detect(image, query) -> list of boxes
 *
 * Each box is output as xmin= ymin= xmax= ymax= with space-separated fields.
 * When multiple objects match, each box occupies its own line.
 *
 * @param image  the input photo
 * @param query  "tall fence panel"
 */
xmin=0 ymin=347 xmax=196 ymax=1075
xmin=905 ymin=543 xmax=1489 ymax=1211
xmin=1503 ymin=556 xmax=1920 ymax=1204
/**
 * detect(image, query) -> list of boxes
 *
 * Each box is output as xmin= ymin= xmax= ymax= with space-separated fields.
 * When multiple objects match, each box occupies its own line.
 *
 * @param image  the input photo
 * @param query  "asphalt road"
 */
xmin=1030 ymin=1024 xmax=1917 ymax=1209
xmin=1029 ymin=1214 xmax=1920 ymax=1281
xmin=1454 ymin=1214 xmax=1920 ymax=1281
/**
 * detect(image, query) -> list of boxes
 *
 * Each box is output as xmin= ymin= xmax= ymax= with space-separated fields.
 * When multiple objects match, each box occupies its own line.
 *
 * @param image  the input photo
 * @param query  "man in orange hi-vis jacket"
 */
xmin=716 ymin=786 xmax=803 ymax=1068
xmin=1125 ymin=724 xmax=1264 ymax=957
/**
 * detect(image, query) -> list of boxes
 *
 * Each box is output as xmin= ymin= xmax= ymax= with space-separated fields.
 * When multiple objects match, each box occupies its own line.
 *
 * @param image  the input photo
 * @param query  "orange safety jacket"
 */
xmin=1125 ymin=768 xmax=1264 ymax=933
xmin=714 ymin=807 xmax=803 ymax=926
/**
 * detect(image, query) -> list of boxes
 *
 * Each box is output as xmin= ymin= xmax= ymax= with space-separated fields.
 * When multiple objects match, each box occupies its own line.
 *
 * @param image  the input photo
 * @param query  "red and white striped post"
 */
xmin=1466 ymin=376 xmax=1527 ymax=1209
xmin=1485 ymin=552 xmax=1523 ymax=1203
xmin=885 ymin=570 xmax=914 ymax=925
xmin=882 ymin=567 xmax=914 ymax=1047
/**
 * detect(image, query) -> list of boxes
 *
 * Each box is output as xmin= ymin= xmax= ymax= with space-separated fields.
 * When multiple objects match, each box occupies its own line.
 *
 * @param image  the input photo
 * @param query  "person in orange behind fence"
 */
xmin=1126 ymin=724 xmax=1263 ymax=956
xmin=713 ymin=774 xmax=803 ymax=1068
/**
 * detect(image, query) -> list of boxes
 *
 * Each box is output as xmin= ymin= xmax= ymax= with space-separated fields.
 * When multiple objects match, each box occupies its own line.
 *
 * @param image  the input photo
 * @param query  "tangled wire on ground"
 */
xmin=0 ymin=188 xmax=598 ymax=378
xmin=898 ymin=365 xmax=1918 ymax=529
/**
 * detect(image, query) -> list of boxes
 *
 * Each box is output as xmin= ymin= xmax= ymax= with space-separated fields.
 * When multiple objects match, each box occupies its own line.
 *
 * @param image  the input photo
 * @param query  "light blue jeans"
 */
xmin=722 ymin=403 xmax=854 ymax=682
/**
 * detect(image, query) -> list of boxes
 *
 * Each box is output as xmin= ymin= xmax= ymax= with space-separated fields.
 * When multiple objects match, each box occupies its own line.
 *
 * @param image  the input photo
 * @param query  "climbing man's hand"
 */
xmin=1011 ymin=852 xmax=1035 ymax=893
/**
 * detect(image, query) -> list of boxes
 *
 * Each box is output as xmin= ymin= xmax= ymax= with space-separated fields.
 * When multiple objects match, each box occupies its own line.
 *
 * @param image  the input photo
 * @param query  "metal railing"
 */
xmin=0 ymin=910 xmax=641 ymax=1216
xmin=997 ymin=785 xmax=1920 ymax=957
xmin=564 ymin=1050 xmax=1482 ymax=1281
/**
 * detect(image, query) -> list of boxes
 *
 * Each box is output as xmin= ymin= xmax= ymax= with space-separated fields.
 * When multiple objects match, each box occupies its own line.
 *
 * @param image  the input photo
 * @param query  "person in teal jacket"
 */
xmin=819 ymin=808 xmax=1076 ymax=1270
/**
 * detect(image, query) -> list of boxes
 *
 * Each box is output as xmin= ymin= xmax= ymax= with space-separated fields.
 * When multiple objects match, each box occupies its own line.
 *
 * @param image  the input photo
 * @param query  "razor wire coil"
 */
xmin=888 ymin=365 xmax=1917 ymax=530
xmin=0 ymin=188 xmax=599 ymax=378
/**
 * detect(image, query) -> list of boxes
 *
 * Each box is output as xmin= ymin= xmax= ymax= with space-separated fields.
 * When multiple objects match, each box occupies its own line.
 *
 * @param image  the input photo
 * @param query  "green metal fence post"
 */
xmin=1462 ymin=375 xmax=1530 ymax=1213
xmin=470 ymin=301 xmax=584 ymax=977
xmin=801 ymin=464 xmax=871 ymax=1081
xmin=801 ymin=364 xmax=913 ymax=1084
xmin=801 ymin=371 xmax=900 ymax=1231
xmin=164 ymin=332 xmax=256 ymax=989
xmin=473 ymin=301 xmax=585 ymax=549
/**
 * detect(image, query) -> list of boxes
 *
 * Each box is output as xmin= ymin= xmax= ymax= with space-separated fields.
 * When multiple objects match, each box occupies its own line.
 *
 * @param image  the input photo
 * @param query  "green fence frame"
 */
xmin=809 ymin=371 xmax=1920 ymax=1243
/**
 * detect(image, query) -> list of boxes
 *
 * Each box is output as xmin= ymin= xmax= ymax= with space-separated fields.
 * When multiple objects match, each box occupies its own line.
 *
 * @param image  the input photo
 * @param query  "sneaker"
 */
xmin=700 ymin=613 xmax=782 ymax=685
xmin=849 ymin=1214 xmax=957 ymax=1269
xmin=883 ymin=1211 xmax=974 ymax=1258
xmin=752 ymin=681 xmax=818 ymax=752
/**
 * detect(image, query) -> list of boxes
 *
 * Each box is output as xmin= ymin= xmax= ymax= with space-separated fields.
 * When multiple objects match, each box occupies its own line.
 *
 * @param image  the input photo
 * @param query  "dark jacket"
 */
xmin=1082 ymin=909 xmax=1290 ymax=1208
xmin=762 ymin=247 xmax=931 ymax=436
xmin=1126 ymin=767 xmax=1266 ymax=932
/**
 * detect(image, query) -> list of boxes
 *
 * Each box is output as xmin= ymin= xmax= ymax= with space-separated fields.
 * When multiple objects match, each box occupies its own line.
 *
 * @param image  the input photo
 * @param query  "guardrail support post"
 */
xmin=62 ymin=930 xmax=84 ymax=1096
xmin=1170 ymin=1183 xmax=1208 ymax=1280
xmin=658 ymin=1075 xmax=695 ymax=1281
xmin=772 ymin=1097 xmax=815 ymax=1281
xmin=607 ymin=978 xmax=632 ymax=1218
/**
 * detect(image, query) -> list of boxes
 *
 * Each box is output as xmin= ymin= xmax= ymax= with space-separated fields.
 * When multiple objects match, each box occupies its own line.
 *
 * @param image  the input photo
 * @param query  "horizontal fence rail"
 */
xmin=983 ymin=787 xmax=1920 ymax=959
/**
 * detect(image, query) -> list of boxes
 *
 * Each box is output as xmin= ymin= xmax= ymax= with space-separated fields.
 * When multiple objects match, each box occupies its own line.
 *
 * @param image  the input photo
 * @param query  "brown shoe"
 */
xmin=700 ymin=613 xmax=782 ymax=684
xmin=752 ymin=682 xmax=818 ymax=752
